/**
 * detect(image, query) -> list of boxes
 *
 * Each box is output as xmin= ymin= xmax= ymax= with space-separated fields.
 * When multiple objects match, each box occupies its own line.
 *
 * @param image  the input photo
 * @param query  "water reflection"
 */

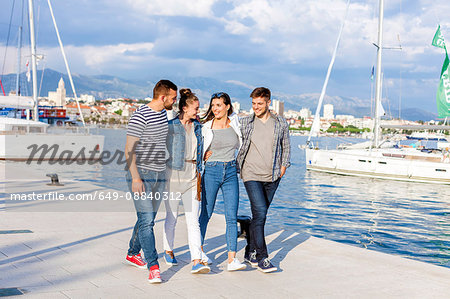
xmin=283 ymin=136 xmax=450 ymax=267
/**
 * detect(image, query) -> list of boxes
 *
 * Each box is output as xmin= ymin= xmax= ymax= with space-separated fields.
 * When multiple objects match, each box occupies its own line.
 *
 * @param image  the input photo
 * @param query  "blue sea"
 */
xmin=33 ymin=128 xmax=450 ymax=268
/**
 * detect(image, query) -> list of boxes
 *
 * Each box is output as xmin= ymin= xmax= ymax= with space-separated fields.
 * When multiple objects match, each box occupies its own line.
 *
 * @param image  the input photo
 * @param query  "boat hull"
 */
xmin=305 ymin=148 xmax=450 ymax=184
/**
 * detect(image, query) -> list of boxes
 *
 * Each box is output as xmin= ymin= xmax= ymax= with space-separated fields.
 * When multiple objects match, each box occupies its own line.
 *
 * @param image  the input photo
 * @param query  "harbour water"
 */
xmin=17 ymin=129 xmax=450 ymax=268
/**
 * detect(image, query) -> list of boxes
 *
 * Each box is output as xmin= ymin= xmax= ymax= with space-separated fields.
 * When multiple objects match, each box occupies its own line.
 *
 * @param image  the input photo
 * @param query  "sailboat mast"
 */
xmin=373 ymin=0 xmax=384 ymax=148
xmin=15 ymin=26 xmax=22 ymax=95
xmin=16 ymin=0 xmax=25 ymax=96
xmin=28 ymin=0 xmax=39 ymax=121
xmin=307 ymin=0 xmax=351 ymax=146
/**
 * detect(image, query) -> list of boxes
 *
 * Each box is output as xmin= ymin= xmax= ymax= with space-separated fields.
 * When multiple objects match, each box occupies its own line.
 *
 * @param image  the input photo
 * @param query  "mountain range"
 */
xmin=0 ymin=69 xmax=438 ymax=121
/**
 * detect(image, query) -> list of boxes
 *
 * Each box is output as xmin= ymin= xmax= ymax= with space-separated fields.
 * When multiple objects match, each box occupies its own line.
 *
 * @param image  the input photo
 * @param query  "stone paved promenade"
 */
xmin=1 ymin=162 xmax=450 ymax=298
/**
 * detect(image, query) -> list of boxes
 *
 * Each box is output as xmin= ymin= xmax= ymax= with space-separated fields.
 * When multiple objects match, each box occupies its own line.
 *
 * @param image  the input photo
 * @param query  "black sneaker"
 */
xmin=244 ymin=250 xmax=258 ymax=267
xmin=257 ymin=258 xmax=277 ymax=273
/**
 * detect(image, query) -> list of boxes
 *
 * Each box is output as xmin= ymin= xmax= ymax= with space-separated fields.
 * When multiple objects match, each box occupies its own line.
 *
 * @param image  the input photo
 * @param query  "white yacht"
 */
xmin=305 ymin=0 xmax=450 ymax=184
xmin=0 ymin=117 xmax=103 ymax=161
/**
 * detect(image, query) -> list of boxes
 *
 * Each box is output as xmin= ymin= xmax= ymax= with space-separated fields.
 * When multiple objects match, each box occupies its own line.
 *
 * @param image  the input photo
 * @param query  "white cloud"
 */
xmin=224 ymin=20 xmax=250 ymax=35
xmin=216 ymin=0 xmax=450 ymax=72
xmin=225 ymin=80 xmax=254 ymax=89
xmin=0 ymin=44 xmax=22 ymax=75
xmin=1 ymin=41 xmax=155 ymax=76
xmin=124 ymin=0 xmax=217 ymax=17
xmin=2 ymin=39 xmax=253 ymax=82
xmin=39 ymin=42 xmax=155 ymax=73
xmin=220 ymin=0 xmax=375 ymax=64
xmin=23 ymin=0 xmax=449 ymax=77
xmin=409 ymin=65 xmax=439 ymax=74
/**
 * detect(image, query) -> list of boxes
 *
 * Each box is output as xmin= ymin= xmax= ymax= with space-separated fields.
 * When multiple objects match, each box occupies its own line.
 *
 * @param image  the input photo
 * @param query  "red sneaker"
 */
xmin=126 ymin=253 xmax=147 ymax=269
xmin=148 ymin=265 xmax=162 ymax=284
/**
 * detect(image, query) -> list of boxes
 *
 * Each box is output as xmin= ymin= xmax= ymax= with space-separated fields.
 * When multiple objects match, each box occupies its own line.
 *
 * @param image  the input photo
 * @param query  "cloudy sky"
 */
xmin=1 ymin=0 xmax=450 ymax=113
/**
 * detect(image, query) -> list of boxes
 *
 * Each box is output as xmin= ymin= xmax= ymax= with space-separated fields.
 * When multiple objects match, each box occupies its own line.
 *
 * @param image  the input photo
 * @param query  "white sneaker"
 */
xmin=227 ymin=258 xmax=246 ymax=271
xmin=201 ymin=251 xmax=212 ymax=265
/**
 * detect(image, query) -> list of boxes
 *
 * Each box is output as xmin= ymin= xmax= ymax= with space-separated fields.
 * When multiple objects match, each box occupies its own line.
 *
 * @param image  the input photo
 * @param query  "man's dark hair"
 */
xmin=153 ymin=80 xmax=178 ymax=98
xmin=250 ymin=87 xmax=271 ymax=100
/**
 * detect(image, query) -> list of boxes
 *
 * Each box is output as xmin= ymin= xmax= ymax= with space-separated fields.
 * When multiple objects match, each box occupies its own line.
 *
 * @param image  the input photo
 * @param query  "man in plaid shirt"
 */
xmin=237 ymin=87 xmax=291 ymax=273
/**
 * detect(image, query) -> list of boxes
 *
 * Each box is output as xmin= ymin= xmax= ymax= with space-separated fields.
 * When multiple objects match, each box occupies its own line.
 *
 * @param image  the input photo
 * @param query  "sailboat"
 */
xmin=305 ymin=0 xmax=450 ymax=184
xmin=0 ymin=0 xmax=104 ymax=161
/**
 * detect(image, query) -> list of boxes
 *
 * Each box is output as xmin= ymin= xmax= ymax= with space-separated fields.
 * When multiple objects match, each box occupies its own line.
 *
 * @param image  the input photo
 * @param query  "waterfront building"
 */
xmin=285 ymin=110 xmax=301 ymax=119
xmin=272 ymin=99 xmax=284 ymax=116
xmin=336 ymin=115 xmax=354 ymax=121
xmin=323 ymin=104 xmax=334 ymax=120
xmin=121 ymin=104 xmax=132 ymax=118
xmin=65 ymin=103 xmax=92 ymax=117
xmin=80 ymin=94 xmax=96 ymax=105
xmin=300 ymin=108 xmax=312 ymax=119
xmin=232 ymin=101 xmax=241 ymax=113
xmin=336 ymin=115 xmax=355 ymax=127
xmin=48 ymin=78 xmax=66 ymax=107
xmin=91 ymin=106 xmax=107 ymax=116
xmin=345 ymin=117 xmax=373 ymax=130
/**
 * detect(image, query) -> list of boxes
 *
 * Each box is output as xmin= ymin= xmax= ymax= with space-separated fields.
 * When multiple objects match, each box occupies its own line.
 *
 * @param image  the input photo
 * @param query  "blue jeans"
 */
xmin=199 ymin=160 xmax=239 ymax=252
xmin=126 ymin=167 xmax=166 ymax=268
xmin=244 ymin=178 xmax=281 ymax=262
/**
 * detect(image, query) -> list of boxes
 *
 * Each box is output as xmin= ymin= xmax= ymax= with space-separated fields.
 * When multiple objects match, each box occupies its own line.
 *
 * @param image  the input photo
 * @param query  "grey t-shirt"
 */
xmin=242 ymin=116 xmax=275 ymax=182
xmin=208 ymin=127 xmax=239 ymax=162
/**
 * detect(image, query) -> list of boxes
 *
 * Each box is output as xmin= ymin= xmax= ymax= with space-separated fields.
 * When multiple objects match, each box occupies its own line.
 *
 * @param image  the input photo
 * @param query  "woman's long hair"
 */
xmin=201 ymin=92 xmax=234 ymax=123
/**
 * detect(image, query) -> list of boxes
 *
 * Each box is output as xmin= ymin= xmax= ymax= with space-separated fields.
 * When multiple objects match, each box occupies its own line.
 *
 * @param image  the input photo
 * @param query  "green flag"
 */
xmin=436 ymin=53 xmax=450 ymax=117
xmin=432 ymin=25 xmax=450 ymax=117
xmin=432 ymin=25 xmax=446 ymax=49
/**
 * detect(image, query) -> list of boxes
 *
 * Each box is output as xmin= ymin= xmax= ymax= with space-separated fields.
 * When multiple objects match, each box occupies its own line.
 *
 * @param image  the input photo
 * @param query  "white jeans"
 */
xmin=163 ymin=187 xmax=202 ymax=261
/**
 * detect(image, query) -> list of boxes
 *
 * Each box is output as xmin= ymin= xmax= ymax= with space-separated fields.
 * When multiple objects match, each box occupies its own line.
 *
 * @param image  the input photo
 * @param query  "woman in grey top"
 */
xmin=199 ymin=92 xmax=246 ymax=271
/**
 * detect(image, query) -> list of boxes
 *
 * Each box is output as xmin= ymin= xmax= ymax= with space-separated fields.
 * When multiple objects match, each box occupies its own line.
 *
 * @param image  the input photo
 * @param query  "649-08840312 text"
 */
xmin=9 ymin=191 xmax=182 ymax=201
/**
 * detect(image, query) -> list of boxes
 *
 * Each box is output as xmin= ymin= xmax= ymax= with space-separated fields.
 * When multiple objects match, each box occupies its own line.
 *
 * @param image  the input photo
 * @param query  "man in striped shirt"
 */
xmin=124 ymin=80 xmax=177 ymax=284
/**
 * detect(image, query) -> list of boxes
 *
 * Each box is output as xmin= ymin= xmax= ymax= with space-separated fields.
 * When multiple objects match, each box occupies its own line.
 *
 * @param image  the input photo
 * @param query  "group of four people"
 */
xmin=123 ymin=80 xmax=291 ymax=283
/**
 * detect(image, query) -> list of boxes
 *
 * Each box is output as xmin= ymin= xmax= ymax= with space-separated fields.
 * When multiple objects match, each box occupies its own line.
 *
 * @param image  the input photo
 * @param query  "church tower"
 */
xmin=48 ymin=78 xmax=66 ymax=107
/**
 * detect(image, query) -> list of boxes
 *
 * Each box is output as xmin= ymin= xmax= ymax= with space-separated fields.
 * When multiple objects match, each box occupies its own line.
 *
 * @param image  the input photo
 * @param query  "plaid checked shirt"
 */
xmin=236 ymin=112 xmax=291 ymax=182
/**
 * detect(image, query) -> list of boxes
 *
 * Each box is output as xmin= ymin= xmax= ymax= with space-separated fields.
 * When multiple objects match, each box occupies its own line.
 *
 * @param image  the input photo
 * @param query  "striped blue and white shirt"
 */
xmin=127 ymin=105 xmax=168 ymax=171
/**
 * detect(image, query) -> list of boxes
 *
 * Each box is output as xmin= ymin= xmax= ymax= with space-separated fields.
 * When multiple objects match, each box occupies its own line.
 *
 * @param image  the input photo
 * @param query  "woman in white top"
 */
xmin=199 ymin=92 xmax=246 ymax=271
